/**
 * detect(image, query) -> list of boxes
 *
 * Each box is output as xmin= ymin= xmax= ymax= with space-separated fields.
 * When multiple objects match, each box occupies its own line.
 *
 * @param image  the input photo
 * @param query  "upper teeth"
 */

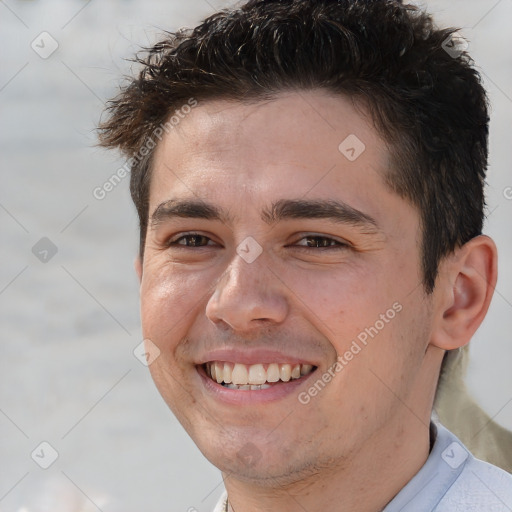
xmin=206 ymin=362 xmax=314 ymax=385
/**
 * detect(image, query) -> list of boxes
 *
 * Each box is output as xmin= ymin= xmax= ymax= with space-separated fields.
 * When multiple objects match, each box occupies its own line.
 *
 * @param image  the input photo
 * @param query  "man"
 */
xmin=98 ymin=0 xmax=512 ymax=510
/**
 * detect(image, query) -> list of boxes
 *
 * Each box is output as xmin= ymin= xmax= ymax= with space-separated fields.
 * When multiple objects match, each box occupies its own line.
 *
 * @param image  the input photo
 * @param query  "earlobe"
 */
xmin=431 ymin=235 xmax=497 ymax=351
xmin=134 ymin=256 xmax=143 ymax=283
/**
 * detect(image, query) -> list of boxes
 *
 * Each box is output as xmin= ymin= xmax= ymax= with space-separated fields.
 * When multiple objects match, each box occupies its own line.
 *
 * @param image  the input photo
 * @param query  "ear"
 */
xmin=134 ymin=255 xmax=143 ymax=283
xmin=430 ymin=235 xmax=497 ymax=351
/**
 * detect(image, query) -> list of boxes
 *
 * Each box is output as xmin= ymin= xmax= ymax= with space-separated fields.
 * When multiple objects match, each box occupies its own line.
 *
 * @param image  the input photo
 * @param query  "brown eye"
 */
xmin=306 ymin=236 xmax=334 ymax=247
xmin=297 ymin=236 xmax=348 ymax=248
xmin=171 ymin=234 xmax=212 ymax=247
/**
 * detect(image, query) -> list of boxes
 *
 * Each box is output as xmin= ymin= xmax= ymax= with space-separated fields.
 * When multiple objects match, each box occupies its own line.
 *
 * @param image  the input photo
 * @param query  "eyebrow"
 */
xmin=151 ymin=199 xmax=232 ymax=227
xmin=150 ymin=198 xmax=379 ymax=232
xmin=261 ymin=199 xmax=379 ymax=230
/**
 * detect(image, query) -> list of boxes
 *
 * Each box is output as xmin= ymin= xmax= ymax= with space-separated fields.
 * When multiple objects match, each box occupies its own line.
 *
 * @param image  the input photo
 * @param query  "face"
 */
xmin=138 ymin=91 xmax=436 ymax=484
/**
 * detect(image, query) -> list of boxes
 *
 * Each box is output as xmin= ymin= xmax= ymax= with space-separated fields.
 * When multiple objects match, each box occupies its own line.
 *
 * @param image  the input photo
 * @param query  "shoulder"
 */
xmin=386 ymin=422 xmax=512 ymax=511
xmin=436 ymin=426 xmax=512 ymax=511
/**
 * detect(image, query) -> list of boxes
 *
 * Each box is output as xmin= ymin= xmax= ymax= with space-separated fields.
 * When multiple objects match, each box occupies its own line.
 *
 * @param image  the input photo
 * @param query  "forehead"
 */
xmin=149 ymin=90 xmax=400 ymax=224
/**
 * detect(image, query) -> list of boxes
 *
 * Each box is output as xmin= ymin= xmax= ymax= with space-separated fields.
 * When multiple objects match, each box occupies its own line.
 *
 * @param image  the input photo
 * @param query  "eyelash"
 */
xmin=167 ymin=233 xmax=350 ymax=249
xmin=168 ymin=233 xmax=215 ymax=247
xmin=295 ymin=236 xmax=349 ymax=249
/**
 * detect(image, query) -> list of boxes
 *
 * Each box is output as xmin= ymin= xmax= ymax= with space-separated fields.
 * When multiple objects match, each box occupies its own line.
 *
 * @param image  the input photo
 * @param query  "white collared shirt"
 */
xmin=212 ymin=423 xmax=512 ymax=511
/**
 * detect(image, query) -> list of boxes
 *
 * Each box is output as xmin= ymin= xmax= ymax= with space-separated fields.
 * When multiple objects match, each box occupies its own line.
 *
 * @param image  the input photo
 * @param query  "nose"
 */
xmin=205 ymin=252 xmax=289 ymax=332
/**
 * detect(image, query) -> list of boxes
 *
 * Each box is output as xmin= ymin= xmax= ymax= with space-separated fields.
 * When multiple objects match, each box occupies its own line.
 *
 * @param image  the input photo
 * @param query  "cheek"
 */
xmin=285 ymin=263 xmax=384 ymax=342
xmin=292 ymin=257 xmax=421 ymax=384
xmin=356 ymin=291 xmax=432 ymax=403
xmin=140 ymin=265 xmax=211 ymax=413
xmin=140 ymin=263 xmax=214 ymax=345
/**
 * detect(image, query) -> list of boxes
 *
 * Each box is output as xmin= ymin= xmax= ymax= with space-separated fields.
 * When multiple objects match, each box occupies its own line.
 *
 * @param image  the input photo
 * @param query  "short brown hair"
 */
xmin=98 ymin=0 xmax=489 ymax=293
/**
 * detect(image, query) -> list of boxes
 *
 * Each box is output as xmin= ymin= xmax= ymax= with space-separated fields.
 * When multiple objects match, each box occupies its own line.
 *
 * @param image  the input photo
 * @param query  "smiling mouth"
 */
xmin=204 ymin=361 xmax=317 ymax=390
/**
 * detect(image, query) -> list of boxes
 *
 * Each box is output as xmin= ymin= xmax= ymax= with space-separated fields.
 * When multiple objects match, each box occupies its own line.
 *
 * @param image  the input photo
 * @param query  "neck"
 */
xmin=223 ymin=415 xmax=431 ymax=512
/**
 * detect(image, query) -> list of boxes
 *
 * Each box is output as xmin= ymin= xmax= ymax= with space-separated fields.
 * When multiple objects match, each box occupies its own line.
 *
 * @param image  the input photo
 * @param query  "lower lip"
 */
xmin=196 ymin=365 xmax=317 ymax=405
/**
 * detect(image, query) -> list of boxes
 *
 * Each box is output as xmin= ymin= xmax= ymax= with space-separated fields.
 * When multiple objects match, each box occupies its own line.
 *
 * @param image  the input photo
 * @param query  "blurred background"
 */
xmin=0 ymin=0 xmax=511 ymax=510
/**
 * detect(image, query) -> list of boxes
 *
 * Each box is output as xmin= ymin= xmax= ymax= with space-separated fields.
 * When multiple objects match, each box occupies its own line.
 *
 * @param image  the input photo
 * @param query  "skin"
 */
xmin=135 ymin=91 xmax=497 ymax=512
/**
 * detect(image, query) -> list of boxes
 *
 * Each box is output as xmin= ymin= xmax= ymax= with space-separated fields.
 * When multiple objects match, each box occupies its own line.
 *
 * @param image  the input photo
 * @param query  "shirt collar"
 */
xmin=383 ymin=422 xmax=469 ymax=511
